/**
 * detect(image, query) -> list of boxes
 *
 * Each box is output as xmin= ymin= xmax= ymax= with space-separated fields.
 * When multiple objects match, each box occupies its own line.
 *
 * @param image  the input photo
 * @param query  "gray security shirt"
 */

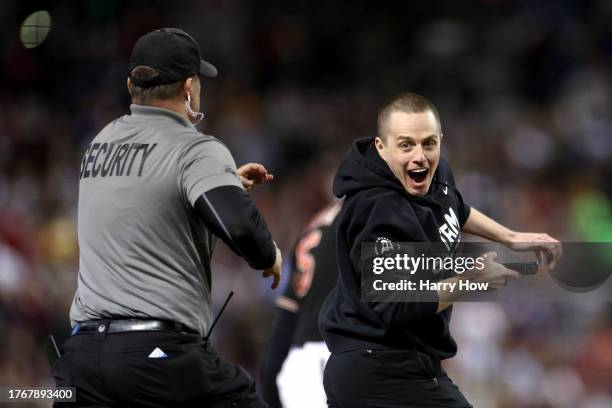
xmin=70 ymin=104 xmax=243 ymax=335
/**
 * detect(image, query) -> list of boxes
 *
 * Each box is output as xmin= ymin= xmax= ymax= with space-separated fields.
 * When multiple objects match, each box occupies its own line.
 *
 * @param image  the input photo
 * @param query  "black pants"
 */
xmin=323 ymin=349 xmax=472 ymax=408
xmin=51 ymin=329 xmax=267 ymax=408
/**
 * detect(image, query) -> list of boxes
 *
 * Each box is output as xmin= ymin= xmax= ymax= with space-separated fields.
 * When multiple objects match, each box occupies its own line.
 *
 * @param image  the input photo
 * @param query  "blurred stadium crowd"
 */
xmin=0 ymin=0 xmax=611 ymax=407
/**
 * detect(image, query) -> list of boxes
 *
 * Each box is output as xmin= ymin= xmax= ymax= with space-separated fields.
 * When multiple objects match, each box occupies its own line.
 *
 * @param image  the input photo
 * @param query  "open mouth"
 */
xmin=407 ymin=168 xmax=428 ymax=184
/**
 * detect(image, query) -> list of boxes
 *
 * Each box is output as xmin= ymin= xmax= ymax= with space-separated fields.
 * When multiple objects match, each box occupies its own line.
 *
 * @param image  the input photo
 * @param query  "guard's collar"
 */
xmin=130 ymin=104 xmax=193 ymax=127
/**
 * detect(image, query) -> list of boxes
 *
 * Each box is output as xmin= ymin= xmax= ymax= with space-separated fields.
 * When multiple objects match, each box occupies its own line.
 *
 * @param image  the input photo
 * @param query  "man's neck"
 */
xmin=134 ymin=99 xmax=190 ymax=122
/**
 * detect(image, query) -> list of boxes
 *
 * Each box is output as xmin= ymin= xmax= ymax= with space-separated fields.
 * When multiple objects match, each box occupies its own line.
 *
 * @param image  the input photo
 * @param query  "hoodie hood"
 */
xmin=333 ymin=137 xmax=406 ymax=198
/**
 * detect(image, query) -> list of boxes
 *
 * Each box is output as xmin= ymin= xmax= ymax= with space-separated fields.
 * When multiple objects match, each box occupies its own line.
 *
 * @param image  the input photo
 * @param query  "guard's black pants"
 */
xmin=323 ymin=349 xmax=472 ymax=408
xmin=51 ymin=330 xmax=267 ymax=408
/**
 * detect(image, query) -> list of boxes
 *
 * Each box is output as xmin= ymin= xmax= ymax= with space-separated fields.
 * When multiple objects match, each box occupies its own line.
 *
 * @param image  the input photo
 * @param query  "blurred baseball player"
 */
xmin=318 ymin=92 xmax=562 ymax=407
xmin=261 ymin=200 xmax=341 ymax=408
xmin=51 ymin=28 xmax=281 ymax=407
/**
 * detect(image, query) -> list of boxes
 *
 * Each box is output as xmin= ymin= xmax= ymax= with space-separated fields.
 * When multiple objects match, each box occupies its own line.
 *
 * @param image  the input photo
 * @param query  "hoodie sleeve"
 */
xmin=347 ymin=197 xmax=439 ymax=326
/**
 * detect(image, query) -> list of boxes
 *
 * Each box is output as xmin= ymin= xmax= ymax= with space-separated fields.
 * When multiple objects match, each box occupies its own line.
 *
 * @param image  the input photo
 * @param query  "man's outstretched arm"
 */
xmin=195 ymin=185 xmax=282 ymax=289
xmin=462 ymin=208 xmax=562 ymax=267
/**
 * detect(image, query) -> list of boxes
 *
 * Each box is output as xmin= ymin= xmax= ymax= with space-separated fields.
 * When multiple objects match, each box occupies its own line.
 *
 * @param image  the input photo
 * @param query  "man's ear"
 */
xmin=374 ymin=136 xmax=386 ymax=159
xmin=184 ymin=77 xmax=193 ymax=99
xmin=126 ymin=77 xmax=132 ymax=92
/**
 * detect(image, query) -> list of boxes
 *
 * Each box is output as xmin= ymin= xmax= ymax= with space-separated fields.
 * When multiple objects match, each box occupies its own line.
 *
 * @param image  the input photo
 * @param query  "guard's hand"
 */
xmin=506 ymin=232 xmax=562 ymax=271
xmin=237 ymin=163 xmax=274 ymax=191
xmin=262 ymin=245 xmax=282 ymax=289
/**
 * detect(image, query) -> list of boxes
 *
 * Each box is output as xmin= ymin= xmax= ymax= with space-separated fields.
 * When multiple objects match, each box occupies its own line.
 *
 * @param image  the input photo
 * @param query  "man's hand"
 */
xmin=505 ymin=232 xmax=562 ymax=271
xmin=262 ymin=244 xmax=282 ymax=289
xmin=437 ymin=252 xmax=520 ymax=312
xmin=237 ymin=163 xmax=274 ymax=191
xmin=462 ymin=251 xmax=521 ymax=290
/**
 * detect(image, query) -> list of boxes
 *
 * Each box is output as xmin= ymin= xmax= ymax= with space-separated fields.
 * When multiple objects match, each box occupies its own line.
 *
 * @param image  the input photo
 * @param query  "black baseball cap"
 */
xmin=128 ymin=28 xmax=218 ymax=88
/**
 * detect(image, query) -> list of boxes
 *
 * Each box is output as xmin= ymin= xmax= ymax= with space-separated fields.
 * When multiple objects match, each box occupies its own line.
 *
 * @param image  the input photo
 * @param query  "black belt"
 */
xmin=71 ymin=319 xmax=198 ymax=336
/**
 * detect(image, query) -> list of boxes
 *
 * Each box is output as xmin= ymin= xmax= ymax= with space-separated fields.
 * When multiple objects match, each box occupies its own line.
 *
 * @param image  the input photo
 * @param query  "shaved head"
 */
xmin=377 ymin=92 xmax=441 ymax=142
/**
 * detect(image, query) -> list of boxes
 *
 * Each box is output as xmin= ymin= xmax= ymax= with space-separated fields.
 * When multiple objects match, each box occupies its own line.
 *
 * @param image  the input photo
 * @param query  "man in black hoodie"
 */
xmin=318 ymin=93 xmax=561 ymax=407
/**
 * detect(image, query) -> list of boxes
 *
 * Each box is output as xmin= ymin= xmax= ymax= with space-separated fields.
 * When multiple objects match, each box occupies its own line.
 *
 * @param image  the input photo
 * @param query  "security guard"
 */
xmin=52 ymin=28 xmax=281 ymax=408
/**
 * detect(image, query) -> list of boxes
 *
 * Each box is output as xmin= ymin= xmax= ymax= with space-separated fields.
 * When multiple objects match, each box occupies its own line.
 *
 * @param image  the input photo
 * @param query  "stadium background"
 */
xmin=1 ymin=0 xmax=611 ymax=406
